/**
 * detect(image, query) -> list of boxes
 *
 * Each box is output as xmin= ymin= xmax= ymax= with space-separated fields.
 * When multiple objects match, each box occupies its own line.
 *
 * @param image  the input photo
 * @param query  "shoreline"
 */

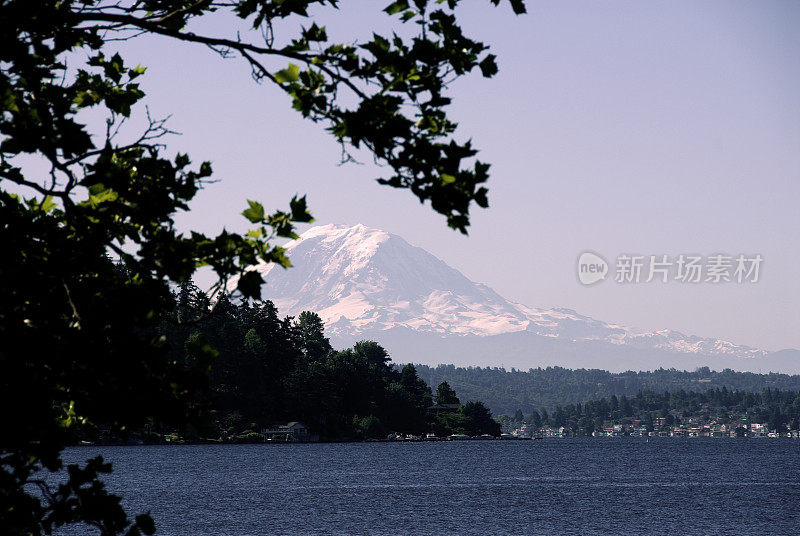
xmin=69 ymin=435 xmax=800 ymax=447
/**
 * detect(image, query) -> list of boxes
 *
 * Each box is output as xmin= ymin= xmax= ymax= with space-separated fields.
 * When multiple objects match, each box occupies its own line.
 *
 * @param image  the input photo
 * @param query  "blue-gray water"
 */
xmin=58 ymin=439 xmax=800 ymax=535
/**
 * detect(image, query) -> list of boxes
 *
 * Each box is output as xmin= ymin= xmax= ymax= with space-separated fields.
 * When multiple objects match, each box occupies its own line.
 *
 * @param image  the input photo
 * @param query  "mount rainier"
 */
xmin=236 ymin=224 xmax=798 ymax=373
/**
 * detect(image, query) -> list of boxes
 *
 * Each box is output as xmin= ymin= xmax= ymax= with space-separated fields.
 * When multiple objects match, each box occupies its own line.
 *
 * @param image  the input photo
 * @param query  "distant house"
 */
xmin=262 ymin=422 xmax=317 ymax=442
xmin=512 ymin=424 xmax=532 ymax=438
xmin=540 ymin=426 xmax=565 ymax=438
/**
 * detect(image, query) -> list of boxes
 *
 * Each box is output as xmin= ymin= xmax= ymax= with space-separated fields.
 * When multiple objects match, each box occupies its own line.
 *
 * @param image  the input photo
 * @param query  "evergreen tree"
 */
xmin=436 ymin=381 xmax=461 ymax=405
xmin=295 ymin=311 xmax=333 ymax=363
xmin=460 ymin=402 xmax=501 ymax=436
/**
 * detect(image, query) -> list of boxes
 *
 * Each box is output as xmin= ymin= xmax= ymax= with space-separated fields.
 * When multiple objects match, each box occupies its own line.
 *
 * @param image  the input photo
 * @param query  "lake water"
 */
xmin=58 ymin=439 xmax=800 ymax=535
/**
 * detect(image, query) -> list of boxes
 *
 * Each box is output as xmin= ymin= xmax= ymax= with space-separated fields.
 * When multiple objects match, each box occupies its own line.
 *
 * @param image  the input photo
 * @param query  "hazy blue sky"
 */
xmin=100 ymin=1 xmax=799 ymax=350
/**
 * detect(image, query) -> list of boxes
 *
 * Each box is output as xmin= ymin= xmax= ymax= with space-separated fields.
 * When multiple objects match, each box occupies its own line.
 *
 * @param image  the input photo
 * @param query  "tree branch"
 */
xmin=72 ymin=11 xmax=369 ymax=100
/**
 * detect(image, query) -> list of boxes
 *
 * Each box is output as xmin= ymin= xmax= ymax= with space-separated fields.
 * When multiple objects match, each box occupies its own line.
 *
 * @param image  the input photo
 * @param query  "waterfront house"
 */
xmin=262 ymin=422 xmax=317 ymax=442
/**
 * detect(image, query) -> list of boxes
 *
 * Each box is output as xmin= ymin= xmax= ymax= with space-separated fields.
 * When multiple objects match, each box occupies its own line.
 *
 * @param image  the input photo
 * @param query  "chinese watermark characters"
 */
xmin=578 ymin=252 xmax=762 ymax=286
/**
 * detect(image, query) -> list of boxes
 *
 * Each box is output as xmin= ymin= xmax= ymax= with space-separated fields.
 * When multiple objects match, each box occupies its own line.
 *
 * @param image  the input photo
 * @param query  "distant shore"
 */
xmin=71 ymin=434 xmax=800 ymax=447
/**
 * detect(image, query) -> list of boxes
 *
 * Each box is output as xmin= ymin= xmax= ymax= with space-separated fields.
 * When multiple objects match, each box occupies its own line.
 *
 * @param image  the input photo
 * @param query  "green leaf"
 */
xmin=509 ymin=0 xmax=527 ymax=15
xmin=440 ymin=173 xmax=456 ymax=185
xmin=86 ymin=185 xmax=118 ymax=207
xmin=40 ymin=196 xmax=57 ymax=213
xmin=237 ymin=270 xmax=264 ymax=300
xmin=274 ymin=64 xmax=300 ymax=83
xmin=242 ymin=200 xmax=265 ymax=223
xmin=289 ymin=195 xmax=314 ymax=223
xmin=268 ymin=247 xmax=292 ymax=268
xmin=128 ymin=64 xmax=147 ymax=79
xmin=384 ymin=1 xmax=410 ymax=15
xmin=474 ymin=187 xmax=489 ymax=208
xmin=27 ymin=195 xmax=57 ymax=213
xmin=479 ymin=54 xmax=498 ymax=77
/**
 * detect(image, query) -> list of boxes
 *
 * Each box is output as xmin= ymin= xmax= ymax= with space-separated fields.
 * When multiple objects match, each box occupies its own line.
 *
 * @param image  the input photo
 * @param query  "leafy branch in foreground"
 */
xmin=67 ymin=0 xmax=525 ymax=231
xmin=0 ymin=1 xmax=525 ymax=534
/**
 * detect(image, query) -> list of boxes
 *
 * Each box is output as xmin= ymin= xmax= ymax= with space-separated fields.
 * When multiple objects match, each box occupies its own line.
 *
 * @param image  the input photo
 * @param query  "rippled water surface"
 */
xmin=59 ymin=439 xmax=800 ymax=535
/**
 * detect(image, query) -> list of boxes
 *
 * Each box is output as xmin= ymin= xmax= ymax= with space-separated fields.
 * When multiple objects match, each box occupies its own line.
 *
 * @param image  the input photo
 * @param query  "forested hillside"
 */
xmin=414 ymin=364 xmax=800 ymax=416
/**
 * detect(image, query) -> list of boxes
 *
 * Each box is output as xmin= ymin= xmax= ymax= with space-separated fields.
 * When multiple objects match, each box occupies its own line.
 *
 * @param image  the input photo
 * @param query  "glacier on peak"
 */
xmin=232 ymin=223 xmax=768 ymax=361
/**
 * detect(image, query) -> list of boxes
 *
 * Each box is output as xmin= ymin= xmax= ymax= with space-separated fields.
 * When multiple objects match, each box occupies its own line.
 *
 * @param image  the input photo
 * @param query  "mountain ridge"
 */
xmin=233 ymin=223 xmax=794 ymax=370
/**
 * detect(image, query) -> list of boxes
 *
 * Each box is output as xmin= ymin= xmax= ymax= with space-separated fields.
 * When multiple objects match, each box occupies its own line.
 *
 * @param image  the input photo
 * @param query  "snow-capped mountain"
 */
xmin=232 ymin=223 xmax=790 ymax=372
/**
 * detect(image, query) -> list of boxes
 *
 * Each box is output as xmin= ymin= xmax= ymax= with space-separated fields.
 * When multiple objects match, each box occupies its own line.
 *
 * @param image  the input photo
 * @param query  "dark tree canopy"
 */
xmin=0 ymin=1 xmax=525 ymax=534
xmin=459 ymin=401 xmax=501 ymax=436
xmin=436 ymin=381 xmax=460 ymax=405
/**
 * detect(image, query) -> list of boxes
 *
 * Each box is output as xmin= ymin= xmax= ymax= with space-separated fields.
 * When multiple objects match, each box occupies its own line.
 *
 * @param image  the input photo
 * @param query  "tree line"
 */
xmin=497 ymin=388 xmax=800 ymax=436
xmin=414 ymin=363 xmax=800 ymax=416
xmin=157 ymin=284 xmax=500 ymax=441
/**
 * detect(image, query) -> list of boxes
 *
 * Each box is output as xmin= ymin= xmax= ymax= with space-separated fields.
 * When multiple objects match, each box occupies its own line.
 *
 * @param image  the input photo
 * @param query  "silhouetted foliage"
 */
xmin=160 ymin=289 xmax=498 ymax=440
xmin=1 ymin=0 xmax=525 ymax=533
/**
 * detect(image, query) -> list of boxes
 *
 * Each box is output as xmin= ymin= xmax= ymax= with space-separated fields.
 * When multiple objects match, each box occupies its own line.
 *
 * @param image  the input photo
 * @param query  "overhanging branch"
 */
xmin=72 ymin=11 xmax=370 ymax=100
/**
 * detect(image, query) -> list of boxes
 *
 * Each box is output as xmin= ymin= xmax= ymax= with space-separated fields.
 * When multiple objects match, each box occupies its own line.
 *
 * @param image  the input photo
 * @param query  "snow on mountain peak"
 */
xmin=241 ymin=223 xmax=531 ymax=336
xmin=240 ymin=223 xmax=767 ymax=360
